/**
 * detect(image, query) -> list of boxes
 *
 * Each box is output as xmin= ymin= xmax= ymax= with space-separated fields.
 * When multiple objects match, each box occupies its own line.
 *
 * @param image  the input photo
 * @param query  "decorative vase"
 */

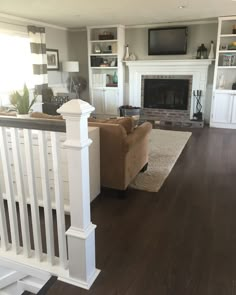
xmin=129 ymin=53 xmax=136 ymax=61
xmin=208 ymin=41 xmax=214 ymax=59
xmin=124 ymin=44 xmax=130 ymax=60
xmin=218 ymin=74 xmax=225 ymax=89
xmin=112 ymin=71 xmax=118 ymax=84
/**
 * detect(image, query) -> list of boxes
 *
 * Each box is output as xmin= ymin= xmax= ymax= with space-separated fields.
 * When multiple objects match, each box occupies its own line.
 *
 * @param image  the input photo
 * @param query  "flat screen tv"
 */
xmin=148 ymin=27 xmax=188 ymax=55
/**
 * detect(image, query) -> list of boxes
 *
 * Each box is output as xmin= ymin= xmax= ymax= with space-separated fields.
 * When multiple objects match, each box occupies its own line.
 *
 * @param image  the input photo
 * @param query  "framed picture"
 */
xmin=46 ymin=49 xmax=59 ymax=71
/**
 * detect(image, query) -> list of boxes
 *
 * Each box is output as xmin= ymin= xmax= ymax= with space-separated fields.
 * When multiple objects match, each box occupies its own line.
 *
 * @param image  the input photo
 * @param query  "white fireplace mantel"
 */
xmin=125 ymin=59 xmax=213 ymax=119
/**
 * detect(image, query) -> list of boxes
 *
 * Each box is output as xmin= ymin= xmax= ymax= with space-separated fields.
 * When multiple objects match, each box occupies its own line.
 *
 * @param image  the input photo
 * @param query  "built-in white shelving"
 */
xmin=87 ymin=25 xmax=125 ymax=117
xmin=211 ymin=16 xmax=236 ymax=129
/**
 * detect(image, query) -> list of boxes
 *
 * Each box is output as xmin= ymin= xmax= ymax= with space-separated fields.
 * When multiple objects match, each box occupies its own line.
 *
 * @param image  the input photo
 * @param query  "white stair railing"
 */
xmin=0 ymin=99 xmax=100 ymax=291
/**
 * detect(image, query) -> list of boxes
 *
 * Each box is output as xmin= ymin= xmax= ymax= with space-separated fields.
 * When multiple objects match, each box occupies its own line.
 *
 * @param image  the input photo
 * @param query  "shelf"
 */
xmin=90 ymin=39 xmax=118 ymax=43
xmin=220 ymin=34 xmax=236 ymax=38
xmin=91 ymin=67 xmax=118 ymax=69
xmin=215 ymin=89 xmax=236 ymax=93
xmin=219 ymin=50 xmax=236 ymax=53
xmin=90 ymin=53 xmax=118 ymax=56
xmin=93 ymin=86 xmax=118 ymax=89
xmin=217 ymin=66 xmax=236 ymax=69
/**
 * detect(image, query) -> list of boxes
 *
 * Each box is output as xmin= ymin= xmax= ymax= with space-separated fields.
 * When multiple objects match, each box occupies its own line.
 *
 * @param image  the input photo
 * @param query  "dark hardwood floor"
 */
xmin=45 ymin=126 xmax=236 ymax=295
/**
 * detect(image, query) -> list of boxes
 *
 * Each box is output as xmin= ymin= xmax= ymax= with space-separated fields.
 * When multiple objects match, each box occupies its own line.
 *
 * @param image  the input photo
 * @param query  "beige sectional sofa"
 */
xmin=88 ymin=117 xmax=152 ymax=191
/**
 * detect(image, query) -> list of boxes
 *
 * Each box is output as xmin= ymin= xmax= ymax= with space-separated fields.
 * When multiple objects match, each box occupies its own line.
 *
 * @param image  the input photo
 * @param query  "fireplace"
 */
xmin=144 ymin=79 xmax=189 ymax=110
xmin=125 ymin=59 xmax=212 ymax=124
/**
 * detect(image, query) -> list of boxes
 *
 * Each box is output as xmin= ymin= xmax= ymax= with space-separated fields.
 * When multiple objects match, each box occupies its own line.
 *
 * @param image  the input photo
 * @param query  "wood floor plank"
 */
xmin=38 ymin=127 xmax=236 ymax=294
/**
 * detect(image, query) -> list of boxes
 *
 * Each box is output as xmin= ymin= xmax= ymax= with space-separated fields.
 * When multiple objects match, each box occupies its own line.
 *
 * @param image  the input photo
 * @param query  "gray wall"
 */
xmin=46 ymin=27 xmax=69 ymax=86
xmin=125 ymin=23 xmax=217 ymax=61
xmin=68 ymin=30 xmax=89 ymax=101
xmin=67 ymin=23 xmax=218 ymax=122
xmin=125 ymin=23 xmax=218 ymax=122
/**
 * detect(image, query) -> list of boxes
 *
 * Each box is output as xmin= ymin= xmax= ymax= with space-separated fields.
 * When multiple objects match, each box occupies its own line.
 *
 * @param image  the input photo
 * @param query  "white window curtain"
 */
xmin=0 ymin=33 xmax=34 ymax=106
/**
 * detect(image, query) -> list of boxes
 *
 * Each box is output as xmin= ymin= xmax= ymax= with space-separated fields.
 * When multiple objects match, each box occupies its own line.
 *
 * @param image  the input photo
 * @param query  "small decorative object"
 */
xmin=196 ymin=44 xmax=208 ymax=59
xmin=232 ymin=24 xmax=236 ymax=34
xmin=208 ymin=41 xmax=214 ymax=59
xmin=200 ymin=44 xmax=207 ymax=59
xmin=94 ymin=44 xmax=101 ymax=53
xmin=220 ymin=44 xmax=228 ymax=50
xmin=192 ymin=90 xmax=202 ymax=121
xmin=196 ymin=46 xmax=201 ymax=59
xmin=228 ymin=42 xmax=236 ymax=50
xmin=9 ymin=84 xmax=37 ymax=116
xmin=223 ymin=54 xmax=235 ymax=66
xmin=46 ymin=49 xmax=59 ymax=71
xmin=99 ymin=31 xmax=114 ymax=40
xmin=232 ymin=82 xmax=236 ymax=90
xmin=218 ymin=74 xmax=225 ymax=89
xmin=112 ymin=71 xmax=118 ymax=84
xmin=124 ymin=44 xmax=130 ymax=60
xmin=129 ymin=53 xmax=137 ymax=61
xmin=110 ymin=60 xmax=116 ymax=67
xmin=100 ymin=58 xmax=109 ymax=67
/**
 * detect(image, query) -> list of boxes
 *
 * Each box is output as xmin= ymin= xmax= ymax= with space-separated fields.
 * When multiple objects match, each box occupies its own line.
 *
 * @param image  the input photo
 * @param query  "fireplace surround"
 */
xmin=125 ymin=59 xmax=212 ymax=124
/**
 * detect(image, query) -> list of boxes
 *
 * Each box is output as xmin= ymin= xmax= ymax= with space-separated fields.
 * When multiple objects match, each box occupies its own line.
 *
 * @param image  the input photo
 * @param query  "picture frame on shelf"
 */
xmin=46 ymin=49 xmax=59 ymax=71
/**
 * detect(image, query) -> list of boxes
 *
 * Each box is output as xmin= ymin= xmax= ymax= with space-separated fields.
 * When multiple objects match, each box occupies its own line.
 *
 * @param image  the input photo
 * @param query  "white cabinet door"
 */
xmin=91 ymin=89 xmax=104 ymax=114
xmin=212 ymin=93 xmax=232 ymax=123
xmin=104 ymin=88 xmax=119 ymax=115
xmin=231 ymin=96 xmax=236 ymax=124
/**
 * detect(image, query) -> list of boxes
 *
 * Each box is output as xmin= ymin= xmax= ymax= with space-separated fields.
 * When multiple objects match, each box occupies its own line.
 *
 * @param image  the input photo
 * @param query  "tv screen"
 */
xmin=148 ymin=27 xmax=188 ymax=55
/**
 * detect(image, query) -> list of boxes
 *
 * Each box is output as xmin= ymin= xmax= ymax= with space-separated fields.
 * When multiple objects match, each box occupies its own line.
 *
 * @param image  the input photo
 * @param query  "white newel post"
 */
xmin=57 ymin=99 xmax=100 ymax=289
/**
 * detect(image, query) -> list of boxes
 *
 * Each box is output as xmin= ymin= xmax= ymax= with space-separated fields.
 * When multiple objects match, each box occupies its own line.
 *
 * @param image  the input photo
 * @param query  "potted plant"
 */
xmin=10 ymin=84 xmax=37 ymax=118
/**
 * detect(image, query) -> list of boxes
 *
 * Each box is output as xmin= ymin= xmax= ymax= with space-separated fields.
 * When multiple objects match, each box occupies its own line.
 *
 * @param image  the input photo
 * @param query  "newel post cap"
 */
xmin=57 ymin=99 xmax=95 ymax=117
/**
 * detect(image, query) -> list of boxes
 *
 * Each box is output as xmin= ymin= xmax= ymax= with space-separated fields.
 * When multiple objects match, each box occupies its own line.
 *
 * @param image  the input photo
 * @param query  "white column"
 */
xmin=57 ymin=99 xmax=100 ymax=289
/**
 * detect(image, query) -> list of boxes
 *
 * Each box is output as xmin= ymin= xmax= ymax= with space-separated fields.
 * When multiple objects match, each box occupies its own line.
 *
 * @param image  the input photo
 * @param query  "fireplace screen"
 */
xmin=144 ymin=79 xmax=189 ymax=110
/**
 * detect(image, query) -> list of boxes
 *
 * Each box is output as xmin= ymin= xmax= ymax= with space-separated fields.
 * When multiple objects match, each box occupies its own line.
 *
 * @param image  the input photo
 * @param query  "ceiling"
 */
xmin=0 ymin=0 xmax=236 ymax=28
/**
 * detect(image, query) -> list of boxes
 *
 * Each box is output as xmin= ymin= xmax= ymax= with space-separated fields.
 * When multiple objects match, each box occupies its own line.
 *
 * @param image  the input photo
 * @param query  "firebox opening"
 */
xmin=144 ymin=79 xmax=189 ymax=110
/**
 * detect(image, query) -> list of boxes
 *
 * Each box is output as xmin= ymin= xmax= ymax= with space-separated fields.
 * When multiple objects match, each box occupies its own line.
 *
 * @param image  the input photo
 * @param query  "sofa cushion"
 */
xmin=88 ymin=117 xmax=134 ymax=134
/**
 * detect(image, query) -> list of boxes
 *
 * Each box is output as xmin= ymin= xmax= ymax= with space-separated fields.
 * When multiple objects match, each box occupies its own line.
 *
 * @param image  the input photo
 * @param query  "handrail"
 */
xmin=0 ymin=116 xmax=66 ymax=132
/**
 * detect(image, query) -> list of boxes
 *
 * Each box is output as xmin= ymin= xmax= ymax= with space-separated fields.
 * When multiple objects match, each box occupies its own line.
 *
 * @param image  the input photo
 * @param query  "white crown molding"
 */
xmin=68 ymin=27 xmax=86 ymax=32
xmin=0 ymin=12 xmax=67 ymax=31
xmin=67 ymin=19 xmax=218 ymax=31
xmin=125 ymin=19 xmax=218 ymax=29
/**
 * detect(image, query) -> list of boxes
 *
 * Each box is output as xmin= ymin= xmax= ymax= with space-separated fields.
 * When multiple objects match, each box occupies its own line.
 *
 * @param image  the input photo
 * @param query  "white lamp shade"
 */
xmin=62 ymin=61 xmax=79 ymax=72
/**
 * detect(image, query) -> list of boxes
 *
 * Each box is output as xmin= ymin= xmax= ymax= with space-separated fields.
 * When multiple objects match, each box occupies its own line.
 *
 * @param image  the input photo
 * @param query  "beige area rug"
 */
xmin=129 ymin=129 xmax=192 ymax=192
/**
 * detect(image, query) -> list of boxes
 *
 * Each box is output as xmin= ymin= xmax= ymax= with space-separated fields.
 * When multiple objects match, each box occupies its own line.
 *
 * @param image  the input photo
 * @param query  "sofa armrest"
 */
xmin=124 ymin=122 xmax=152 ymax=152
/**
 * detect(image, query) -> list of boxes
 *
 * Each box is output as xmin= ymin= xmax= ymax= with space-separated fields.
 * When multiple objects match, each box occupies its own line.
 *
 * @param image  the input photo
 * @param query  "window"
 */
xmin=0 ymin=33 xmax=33 ymax=106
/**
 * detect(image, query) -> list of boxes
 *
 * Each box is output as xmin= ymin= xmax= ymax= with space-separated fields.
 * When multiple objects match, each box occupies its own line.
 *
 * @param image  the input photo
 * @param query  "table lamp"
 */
xmin=62 ymin=61 xmax=80 ymax=98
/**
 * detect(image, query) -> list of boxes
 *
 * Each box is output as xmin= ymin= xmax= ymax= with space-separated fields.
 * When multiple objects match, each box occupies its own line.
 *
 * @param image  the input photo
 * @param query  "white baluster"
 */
xmin=0 ymin=185 xmax=8 ymax=251
xmin=10 ymin=128 xmax=31 ymax=257
xmin=38 ymin=131 xmax=55 ymax=264
xmin=50 ymin=132 xmax=67 ymax=269
xmin=24 ymin=129 xmax=42 ymax=261
xmin=0 ymin=127 xmax=19 ymax=253
xmin=58 ymin=99 xmax=100 ymax=289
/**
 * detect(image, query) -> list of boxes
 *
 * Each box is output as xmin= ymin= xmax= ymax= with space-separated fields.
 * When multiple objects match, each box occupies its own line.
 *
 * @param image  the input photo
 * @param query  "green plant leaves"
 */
xmin=9 ymin=84 xmax=37 ymax=114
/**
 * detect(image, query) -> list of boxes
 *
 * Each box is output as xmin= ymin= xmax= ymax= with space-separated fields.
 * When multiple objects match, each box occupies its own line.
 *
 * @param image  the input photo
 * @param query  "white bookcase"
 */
xmin=87 ymin=25 xmax=125 ymax=117
xmin=211 ymin=16 xmax=236 ymax=129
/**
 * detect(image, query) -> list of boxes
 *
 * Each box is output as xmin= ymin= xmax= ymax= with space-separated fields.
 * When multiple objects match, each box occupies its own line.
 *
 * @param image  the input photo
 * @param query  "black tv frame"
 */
xmin=148 ymin=26 xmax=188 ymax=55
